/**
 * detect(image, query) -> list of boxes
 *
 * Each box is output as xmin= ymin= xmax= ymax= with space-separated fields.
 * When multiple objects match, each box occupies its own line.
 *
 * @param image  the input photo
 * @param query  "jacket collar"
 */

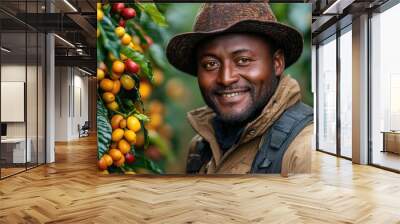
xmin=187 ymin=75 xmax=302 ymax=166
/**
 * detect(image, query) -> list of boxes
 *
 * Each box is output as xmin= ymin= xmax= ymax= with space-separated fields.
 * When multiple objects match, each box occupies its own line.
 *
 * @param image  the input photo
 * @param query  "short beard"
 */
xmin=200 ymin=73 xmax=280 ymax=126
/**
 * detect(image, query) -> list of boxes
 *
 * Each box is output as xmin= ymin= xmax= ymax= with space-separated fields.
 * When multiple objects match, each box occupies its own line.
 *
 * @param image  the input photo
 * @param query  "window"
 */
xmin=339 ymin=28 xmax=352 ymax=158
xmin=370 ymin=3 xmax=400 ymax=171
xmin=0 ymin=0 xmax=46 ymax=179
xmin=317 ymin=36 xmax=337 ymax=154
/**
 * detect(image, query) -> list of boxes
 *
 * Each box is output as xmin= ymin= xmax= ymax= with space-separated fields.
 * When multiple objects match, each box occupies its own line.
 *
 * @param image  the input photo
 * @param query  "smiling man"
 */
xmin=166 ymin=3 xmax=313 ymax=176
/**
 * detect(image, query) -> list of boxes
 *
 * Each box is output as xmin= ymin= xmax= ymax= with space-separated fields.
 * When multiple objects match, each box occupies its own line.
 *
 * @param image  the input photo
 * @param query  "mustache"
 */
xmin=212 ymin=85 xmax=252 ymax=95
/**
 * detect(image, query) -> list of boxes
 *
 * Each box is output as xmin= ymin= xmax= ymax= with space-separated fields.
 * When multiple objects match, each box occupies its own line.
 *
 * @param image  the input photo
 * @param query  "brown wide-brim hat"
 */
xmin=166 ymin=3 xmax=304 ymax=76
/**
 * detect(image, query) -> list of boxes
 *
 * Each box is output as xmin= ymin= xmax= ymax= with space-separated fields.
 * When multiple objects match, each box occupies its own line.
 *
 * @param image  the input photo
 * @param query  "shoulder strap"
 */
xmin=186 ymin=138 xmax=212 ymax=174
xmin=250 ymin=102 xmax=313 ymax=174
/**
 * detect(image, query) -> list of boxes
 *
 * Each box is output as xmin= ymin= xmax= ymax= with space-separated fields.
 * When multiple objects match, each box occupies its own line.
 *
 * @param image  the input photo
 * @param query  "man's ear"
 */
xmin=273 ymin=49 xmax=285 ymax=77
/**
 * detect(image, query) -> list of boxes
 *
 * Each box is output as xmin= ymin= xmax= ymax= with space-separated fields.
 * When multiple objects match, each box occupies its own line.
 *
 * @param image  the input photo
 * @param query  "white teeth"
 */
xmin=222 ymin=92 xmax=241 ymax=98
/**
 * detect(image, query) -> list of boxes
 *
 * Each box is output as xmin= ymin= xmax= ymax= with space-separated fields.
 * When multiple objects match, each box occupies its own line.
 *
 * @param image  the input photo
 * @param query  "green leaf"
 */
xmin=97 ymin=97 xmax=112 ymax=159
xmin=97 ymin=25 xmax=106 ymax=63
xmin=108 ymin=165 xmax=124 ymax=174
xmin=122 ymin=98 xmax=136 ymax=113
xmin=99 ymin=15 xmax=120 ymax=61
xmin=142 ymin=120 xmax=150 ymax=148
xmin=103 ymin=3 xmax=111 ymax=15
xmin=115 ymin=95 xmax=127 ymax=114
xmin=137 ymin=3 xmax=168 ymax=27
xmin=134 ymin=113 xmax=150 ymax=122
xmin=125 ymin=20 xmax=147 ymax=45
xmin=97 ymin=41 xmax=106 ymax=64
xmin=135 ymin=155 xmax=164 ymax=174
xmin=130 ymin=144 xmax=136 ymax=155
xmin=148 ymin=130 xmax=173 ymax=161
xmin=120 ymin=46 xmax=153 ymax=81
xmin=131 ymin=72 xmax=142 ymax=89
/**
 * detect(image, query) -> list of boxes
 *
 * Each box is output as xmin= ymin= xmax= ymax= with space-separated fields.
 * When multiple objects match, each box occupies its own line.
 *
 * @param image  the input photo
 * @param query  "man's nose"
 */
xmin=216 ymin=62 xmax=239 ymax=86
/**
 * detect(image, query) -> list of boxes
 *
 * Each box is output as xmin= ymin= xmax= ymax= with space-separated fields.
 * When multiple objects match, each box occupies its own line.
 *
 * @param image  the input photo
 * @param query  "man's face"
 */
xmin=196 ymin=33 xmax=285 ymax=124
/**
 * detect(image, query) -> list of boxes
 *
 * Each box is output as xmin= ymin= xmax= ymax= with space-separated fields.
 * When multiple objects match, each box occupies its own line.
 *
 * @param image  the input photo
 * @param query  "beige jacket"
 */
xmin=186 ymin=75 xmax=313 ymax=176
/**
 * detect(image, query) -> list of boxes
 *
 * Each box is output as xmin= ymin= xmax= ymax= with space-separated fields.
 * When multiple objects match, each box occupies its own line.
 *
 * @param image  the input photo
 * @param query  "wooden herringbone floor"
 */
xmin=1 ymin=135 xmax=400 ymax=224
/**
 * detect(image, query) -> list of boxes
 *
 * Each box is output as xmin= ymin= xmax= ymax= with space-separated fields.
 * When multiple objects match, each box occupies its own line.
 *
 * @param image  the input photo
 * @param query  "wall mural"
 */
xmin=97 ymin=2 xmax=312 ymax=175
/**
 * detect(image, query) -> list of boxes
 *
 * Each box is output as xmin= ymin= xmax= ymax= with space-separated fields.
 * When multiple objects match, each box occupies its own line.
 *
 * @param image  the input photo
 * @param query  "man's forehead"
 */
xmin=197 ymin=33 xmax=273 ymax=56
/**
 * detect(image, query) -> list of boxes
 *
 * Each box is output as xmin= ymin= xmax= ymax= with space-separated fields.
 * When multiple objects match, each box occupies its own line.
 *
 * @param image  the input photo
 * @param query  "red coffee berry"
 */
xmin=125 ymin=59 xmax=140 ymax=74
xmin=121 ymin=8 xmax=136 ymax=20
xmin=118 ymin=19 xmax=126 ymax=27
xmin=112 ymin=3 xmax=125 ymax=13
xmin=125 ymin=153 xmax=135 ymax=164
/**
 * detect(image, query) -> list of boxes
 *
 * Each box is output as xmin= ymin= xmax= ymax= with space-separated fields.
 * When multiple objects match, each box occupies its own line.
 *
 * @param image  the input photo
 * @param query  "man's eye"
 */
xmin=237 ymin=57 xmax=251 ymax=65
xmin=203 ymin=61 xmax=218 ymax=70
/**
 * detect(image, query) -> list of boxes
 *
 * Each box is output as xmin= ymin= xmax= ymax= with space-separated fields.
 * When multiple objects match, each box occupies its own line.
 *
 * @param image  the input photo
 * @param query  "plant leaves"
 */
xmin=137 ymin=3 xmax=168 ymax=27
xmin=125 ymin=20 xmax=148 ymax=45
xmin=122 ymin=98 xmax=136 ymax=113
xmin=97 ymin=26 xmax=106 ymax=63
xmin=142 ymin=120 xmax=150 ymax=148
xmin=130 ymin=144 xmax=136 ymax=155
xmin=99 ymin=15 xmax=120 ymax=61
xmin=148 ymin=130 xmax=173 ymax=160
xmin=97 ymin=97 xmax=112 ymax=159
xmin=134 ymin=155 xmax=163 ymax=174
xmin=134 ymin=113 xmax=150 ymax=122
xmin=107 ymin=165 xmax=124 ymax=174
xmin=115 ymin=95 xmax=126 ymax=114
xmin=97 ymin=3 xmax=165 ymax=174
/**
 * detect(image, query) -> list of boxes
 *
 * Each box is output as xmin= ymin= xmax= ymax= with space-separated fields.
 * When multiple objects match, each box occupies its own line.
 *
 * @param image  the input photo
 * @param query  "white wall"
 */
xmin=54 ymin=66 xmax=69 ymax=141
xmin=72 ymin=73 xmax=89 ymax=138
xmin=54 ymin=66 xmax=89 ymax=141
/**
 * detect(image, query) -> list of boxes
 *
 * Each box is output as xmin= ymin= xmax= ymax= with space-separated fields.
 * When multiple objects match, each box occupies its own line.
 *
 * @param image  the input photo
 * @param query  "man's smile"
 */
xmin=214 ymin=88 xmax=251 ymax=106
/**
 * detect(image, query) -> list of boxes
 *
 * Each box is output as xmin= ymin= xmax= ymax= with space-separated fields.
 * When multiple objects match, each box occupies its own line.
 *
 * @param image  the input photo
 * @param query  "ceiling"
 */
xmin=308 ymin=0 xmax=391 ymax=43
xmin=0 ymin=0 xmax=96 ymax=72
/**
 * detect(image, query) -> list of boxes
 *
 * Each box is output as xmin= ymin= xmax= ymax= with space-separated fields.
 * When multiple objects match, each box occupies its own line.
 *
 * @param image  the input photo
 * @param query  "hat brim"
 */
xmin=166 ymin=20 xmax=304 ymax=76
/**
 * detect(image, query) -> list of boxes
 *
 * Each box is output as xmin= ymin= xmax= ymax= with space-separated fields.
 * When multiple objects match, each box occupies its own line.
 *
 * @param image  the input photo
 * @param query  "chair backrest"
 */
xmin=82 ymin=121 xmax=90 ymax=129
